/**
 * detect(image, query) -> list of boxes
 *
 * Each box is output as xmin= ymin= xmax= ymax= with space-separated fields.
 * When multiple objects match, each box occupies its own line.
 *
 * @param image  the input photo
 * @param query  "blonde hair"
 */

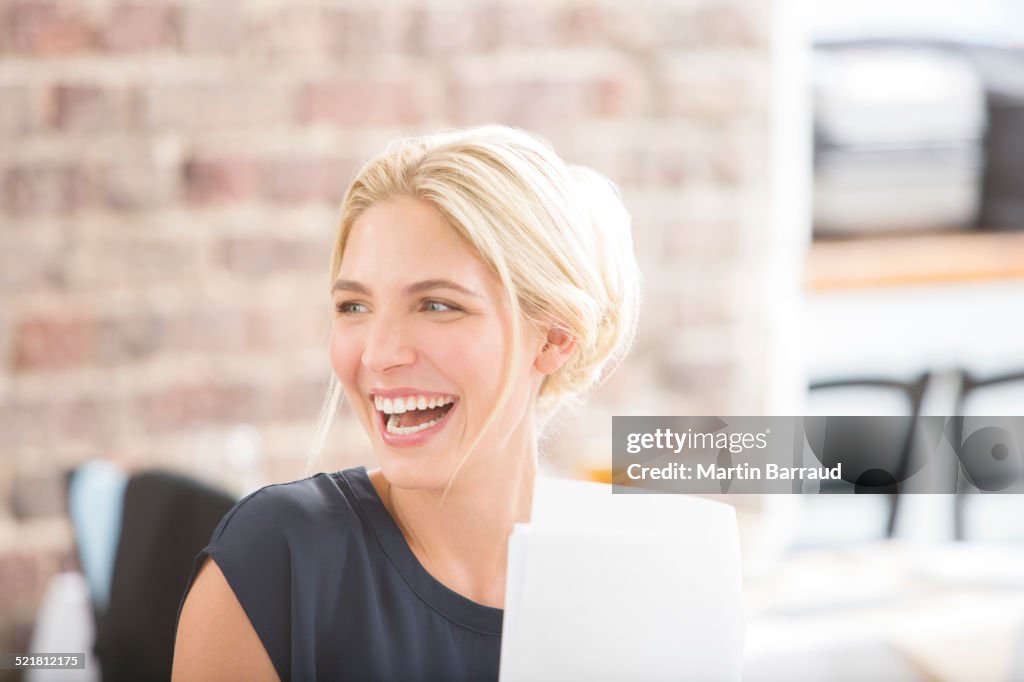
xmin=307 ymin=125 xmax=641 ymax=478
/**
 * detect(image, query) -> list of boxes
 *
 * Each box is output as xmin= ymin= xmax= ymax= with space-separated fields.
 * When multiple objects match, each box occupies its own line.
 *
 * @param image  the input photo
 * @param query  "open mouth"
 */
xmin=374 ymin=395 xmax=458 ymax=437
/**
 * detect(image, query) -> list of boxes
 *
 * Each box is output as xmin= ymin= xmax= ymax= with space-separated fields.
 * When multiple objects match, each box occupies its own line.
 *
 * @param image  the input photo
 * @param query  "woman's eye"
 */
xmin=335 ymin=301 xmax=368 ymax=315
xmin=423 ymin=300 xmax=460 ymax=313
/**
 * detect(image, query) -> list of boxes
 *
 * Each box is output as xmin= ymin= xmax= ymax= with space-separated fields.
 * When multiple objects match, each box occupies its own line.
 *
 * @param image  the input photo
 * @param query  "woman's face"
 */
xmin=330 ymin=196 xmax=547 ymax=490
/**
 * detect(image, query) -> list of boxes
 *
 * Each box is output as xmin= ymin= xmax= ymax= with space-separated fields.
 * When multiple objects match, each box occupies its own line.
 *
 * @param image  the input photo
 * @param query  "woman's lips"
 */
xmin=376 ymin=399 xmax=458 ymax=447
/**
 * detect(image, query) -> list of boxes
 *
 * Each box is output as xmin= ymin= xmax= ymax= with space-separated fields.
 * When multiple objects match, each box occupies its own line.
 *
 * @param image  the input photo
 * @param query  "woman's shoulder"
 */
xmin=210 ymin=467 xmax=372 ymax=554
xmin=177 ymin=467 xmax=382 ymax=681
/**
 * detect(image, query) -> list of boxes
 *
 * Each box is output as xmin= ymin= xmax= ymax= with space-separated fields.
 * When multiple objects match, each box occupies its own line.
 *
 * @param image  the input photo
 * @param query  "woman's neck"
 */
xmin=374 ymin=444 xmax=538 ymax=609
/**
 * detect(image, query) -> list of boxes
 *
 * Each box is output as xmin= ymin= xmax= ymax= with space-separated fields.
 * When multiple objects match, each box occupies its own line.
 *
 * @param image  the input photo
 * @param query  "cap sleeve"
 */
xmin=176 ymin=488 xmax=292 ymax=681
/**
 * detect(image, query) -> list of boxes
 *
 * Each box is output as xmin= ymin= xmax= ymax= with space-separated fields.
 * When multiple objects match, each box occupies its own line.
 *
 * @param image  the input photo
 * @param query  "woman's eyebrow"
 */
xmin=331 ymin=278 xmax=482 ymax=298
xmin=331 ymin=279 xmax=371 ymax=295
xmin=406 ymin=279 xmax=483 ymax=298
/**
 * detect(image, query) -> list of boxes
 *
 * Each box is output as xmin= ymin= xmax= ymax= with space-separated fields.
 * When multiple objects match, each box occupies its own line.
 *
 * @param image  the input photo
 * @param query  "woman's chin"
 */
xmin=377 ymin=457 xmax=456 ymax=493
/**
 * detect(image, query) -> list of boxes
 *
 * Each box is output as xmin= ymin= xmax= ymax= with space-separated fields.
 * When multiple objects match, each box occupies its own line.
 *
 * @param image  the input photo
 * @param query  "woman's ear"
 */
xmin=535 ymin=327 xmax=577 ymax=375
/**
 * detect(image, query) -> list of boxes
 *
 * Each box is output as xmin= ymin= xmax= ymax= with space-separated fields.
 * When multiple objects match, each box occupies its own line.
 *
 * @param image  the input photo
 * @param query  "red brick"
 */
xmin=641 ymin=147 xmax=708 ymax=185
xmin=102 ymin=158 xmax=178 ymax=210
xmin=484 ymin=5 xmax=558 ymax=50
xmin=218 ymin=236 xmax=326 ymax=278
xmin=0 ymin=398 xmax=54 ymax=448
xmin=554 ymin=4 xmax=608 ymax=47
xmin=595 ymin=76 xmax=644 ymax=117
xmin=713 ymin=129 xmax=767 ymax=185
xmin=135 ymin=382 xmax=265 ymax=433
xmin=16 ymin=312 xmax=164 ymax=368
xmin=602 ymin=4 xmax=658 ymax=51
xmin=0 ymin=552 xmax=49 ymax=613
xmin=670 ymin=277 xmax=741 ymax=327
xmin=660 ymin=57 xmax=766 ymax=121
xmin=53 ymin=84 xmax=134 ymax=132
xmin=10 ymin=472 xmax=67 ymax=520
xmin=450 ymin=73 xmax=644 ymax=128
xmin=246 ymin=304 xmax=327 ymax=350
xmin=169 ymin=303 xmax=249 ymax=353
xmin=133 ymin=378 xmax=335 ymax=435
xmin=689 ymin=1 xmax=769 ymax=50
xmin=2 ymin=164 xmax=91 ymax=215
xmin=654 ymin=358 xmax=738 ymax=405
xmin=1 ymin=616 xmax=37 ymax=665
xmin=301 ymin=78 xmax=430 ymax=127
xmin=57 ymin=394 xmax=120 ymax=445
xmin=0 ymin=233 xmax=64 ymax=292
xmin=142 ymin=83 xmax=293 ymax=131
xmin=265 ymin=156 xmax=356 ymax=205
xmin=602 ymin=133 xmax=750 ymax=187
xmin=183 ymin=157 xmax=261 ymax=204
xmin=275 ymin=377 xmax=330 ymax=420
xmin=460 ymin=4 xmax=608 ymax=51
xmin=661 ymin=219 xmax=741 ymax=262
xmin=4 ymin=1 xmax=93 ymax=54
xmin=0 ymin=85 xmax=46 ymax=135
xmin=670 ymin=295 xmax=740 ymax=332
xmin=179 ymin=1 xmax=246 ymax=53
xmin=0 ymin=394 xmax=119 ymax=448
xmin=95 ymin=313 xmax=165 ymax=365
xmin=257 ymin=6 xmax=335 ymax=57
xmin=329 ymin=7 xmax=417 ymax=55
xmin=425 ymin=5 xmax=601 ymax=53
xmin=413 ymin=5 xmax=496 ymax=54
xmin=12 ymin=315 xmax=96 ymax=370
xmin=0 ymin=311 xmax=9 ymax=366
xmin=650 ymin=1 xmax=768 ymax=50
xmin=100 ymin=3 xmax=177 ymax=51
xmin=645 ymin=4 xmax=706 ymax=49
xmin=64 ymin=236 xmax=195 ymax=288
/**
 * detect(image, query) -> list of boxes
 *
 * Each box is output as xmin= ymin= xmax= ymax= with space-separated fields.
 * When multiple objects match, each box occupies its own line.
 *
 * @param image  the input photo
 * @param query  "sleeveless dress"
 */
xmin=176 ymin=466 xmax=503 ymax=681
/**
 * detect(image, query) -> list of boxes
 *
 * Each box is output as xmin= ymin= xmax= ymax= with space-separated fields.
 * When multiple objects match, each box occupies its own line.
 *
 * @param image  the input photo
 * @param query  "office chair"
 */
xmin=68 ymin=464 xmax=236 ymax=682
xmin=951 ymin=369 xmax=1024 ymax=540
xmin=807 ymin=372 xmax=930 ymax=537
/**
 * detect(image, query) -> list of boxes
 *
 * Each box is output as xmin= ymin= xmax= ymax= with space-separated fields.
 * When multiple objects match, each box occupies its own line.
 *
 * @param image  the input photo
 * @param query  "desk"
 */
xmin=743 ymin=542 xmax=1024 ymax=682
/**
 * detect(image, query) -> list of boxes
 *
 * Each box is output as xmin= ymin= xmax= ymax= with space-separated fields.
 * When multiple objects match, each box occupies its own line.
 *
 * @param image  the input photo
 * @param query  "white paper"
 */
xmin=499 ymin=476 xmax=745 ymax=681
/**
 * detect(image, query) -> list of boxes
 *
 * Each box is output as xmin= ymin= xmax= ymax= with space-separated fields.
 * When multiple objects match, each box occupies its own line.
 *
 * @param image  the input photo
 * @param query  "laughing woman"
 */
xmin=172 ymin=126 xmax=641 ymax=681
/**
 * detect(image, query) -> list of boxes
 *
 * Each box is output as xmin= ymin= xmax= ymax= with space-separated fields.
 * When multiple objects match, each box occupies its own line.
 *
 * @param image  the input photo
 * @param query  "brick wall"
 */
xmin=0 ymin=0 xmax=776 ymax=670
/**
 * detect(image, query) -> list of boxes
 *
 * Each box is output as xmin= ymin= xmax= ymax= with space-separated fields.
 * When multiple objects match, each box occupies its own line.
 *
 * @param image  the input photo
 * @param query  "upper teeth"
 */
xmin=375 ymin=395 xmax=456 ymax=414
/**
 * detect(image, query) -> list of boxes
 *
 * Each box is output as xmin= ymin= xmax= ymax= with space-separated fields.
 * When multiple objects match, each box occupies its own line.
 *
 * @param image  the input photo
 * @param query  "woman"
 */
xmin=172 ymin=125 xmax=641 ymax=681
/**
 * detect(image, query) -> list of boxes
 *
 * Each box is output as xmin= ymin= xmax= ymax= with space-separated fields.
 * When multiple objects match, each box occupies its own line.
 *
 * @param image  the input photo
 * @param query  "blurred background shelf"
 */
xmin=806 ymin=230 xmax=1024 ymax=291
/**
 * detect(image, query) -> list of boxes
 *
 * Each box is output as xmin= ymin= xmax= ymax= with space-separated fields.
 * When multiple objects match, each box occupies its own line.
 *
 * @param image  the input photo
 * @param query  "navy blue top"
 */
xmin=177 ymin=466 xmax=503 ymax=681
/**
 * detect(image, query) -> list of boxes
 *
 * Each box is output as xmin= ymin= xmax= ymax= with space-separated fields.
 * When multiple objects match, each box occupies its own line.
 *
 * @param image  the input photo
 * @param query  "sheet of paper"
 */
xmin=499 ymin=476 xmax=745 ymax=681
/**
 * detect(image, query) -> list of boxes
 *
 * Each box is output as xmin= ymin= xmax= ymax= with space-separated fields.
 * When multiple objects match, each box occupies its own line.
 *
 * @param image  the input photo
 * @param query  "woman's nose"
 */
xmin=360 ymin=313 xmax=417 ymax=373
